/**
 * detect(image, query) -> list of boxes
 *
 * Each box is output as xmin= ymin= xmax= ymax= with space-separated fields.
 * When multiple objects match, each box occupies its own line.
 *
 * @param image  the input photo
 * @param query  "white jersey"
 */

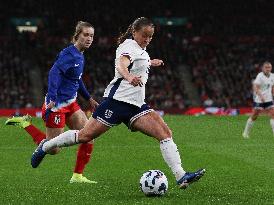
xmin=103 ymin=39 xmax=151 ymax=107
xmin=253 ymin=72 xmax=274 ymax=103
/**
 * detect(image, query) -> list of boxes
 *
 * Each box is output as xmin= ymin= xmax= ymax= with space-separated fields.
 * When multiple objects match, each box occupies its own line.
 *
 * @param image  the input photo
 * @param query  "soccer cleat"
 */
xmin=5 ymin=114 xmax=32 ymax=128
xmin=177 ymin=168 xmax=206 ymax=189
xmin=31 ymin=139 xmax=48 ymax=168
xmin=242 ymin=133 xmax=249 ymax=139
xmin=70 ymin=173 xmax=98 ymax=184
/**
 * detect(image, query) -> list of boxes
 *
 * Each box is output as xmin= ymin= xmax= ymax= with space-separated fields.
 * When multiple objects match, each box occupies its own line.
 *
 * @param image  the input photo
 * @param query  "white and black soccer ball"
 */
xmin=139 ymin=170 xmax=168 ymax=196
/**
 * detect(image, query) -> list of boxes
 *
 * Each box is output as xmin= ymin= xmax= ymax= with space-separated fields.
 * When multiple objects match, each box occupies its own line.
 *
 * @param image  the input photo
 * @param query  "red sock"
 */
xmin=24 ymin=125 xmax=46 ymax=145
xmin=74 ymin=143 xmax=94 ymax=174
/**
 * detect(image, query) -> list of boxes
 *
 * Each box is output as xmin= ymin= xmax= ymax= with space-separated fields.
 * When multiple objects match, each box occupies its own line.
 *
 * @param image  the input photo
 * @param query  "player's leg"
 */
xmin=31 ymin=117 xmax=109 ymax=168
xmin=31 ymin=98 xmax=118 ymax=168
xmin=242 ymin=108 xmax=261 ymax=138
xmin=43 ymin=108 xmax=67 ymax=155
xmin=66 ymin=109 xmax=97 ymax=184
xmin=267 ymin=106 xmax=274 ymax=135
xmin=45 ymin=127 xmax=64 ymax=154
xmin=5 ymin=114 xmax=46 ymax=144
xmin=131 ymin=111 xmax=205 ymax=189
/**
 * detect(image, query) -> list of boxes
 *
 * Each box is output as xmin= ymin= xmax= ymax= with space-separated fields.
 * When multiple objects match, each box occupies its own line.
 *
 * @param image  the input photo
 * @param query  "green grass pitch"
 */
xmin=0 ymin=115 xmax=274 ymax=205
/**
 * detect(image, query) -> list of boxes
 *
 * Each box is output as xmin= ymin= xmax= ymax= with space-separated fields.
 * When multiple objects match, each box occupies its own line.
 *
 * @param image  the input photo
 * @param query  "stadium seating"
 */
xmin=1 ymin=0 xmax=273 ymax=110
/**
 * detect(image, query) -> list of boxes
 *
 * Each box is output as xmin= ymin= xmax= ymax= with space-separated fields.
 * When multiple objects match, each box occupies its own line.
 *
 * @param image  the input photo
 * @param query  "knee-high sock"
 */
xmin=243 ymin=117 xmax=254 ymax=136
xmin=270 ymin=119 xmax=274 ymax=134
xmin=160 ymin=138 xmax=186 ymax=180
xmin=24 ymin=125 xmax=46 ymax=145
xmin=42 ymin=130 xmax=79 ymax=152
xmin=74 ymin=143 xmax=94 ymax=174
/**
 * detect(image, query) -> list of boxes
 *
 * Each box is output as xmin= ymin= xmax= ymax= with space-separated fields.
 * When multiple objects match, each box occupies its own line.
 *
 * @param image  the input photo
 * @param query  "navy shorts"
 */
xmin=253 ymin=101 xmax=274 ymax=110
xmin=92 ymin=98 xmax=154 ymax=129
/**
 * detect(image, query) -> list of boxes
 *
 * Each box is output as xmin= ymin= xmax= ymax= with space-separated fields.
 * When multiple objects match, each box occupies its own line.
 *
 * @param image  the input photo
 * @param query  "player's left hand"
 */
xmin=150 ymin=59 xmax=164 ymax=67
xmin=89 ymin=98 xmax=99 ymax=112
xmin=46 ymin=100 xmax=55 ymax=109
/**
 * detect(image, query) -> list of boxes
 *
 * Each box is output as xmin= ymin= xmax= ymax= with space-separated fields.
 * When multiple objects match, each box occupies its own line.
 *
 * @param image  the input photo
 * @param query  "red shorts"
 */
xmin=42 ymin=101 xmax=81 ymax=128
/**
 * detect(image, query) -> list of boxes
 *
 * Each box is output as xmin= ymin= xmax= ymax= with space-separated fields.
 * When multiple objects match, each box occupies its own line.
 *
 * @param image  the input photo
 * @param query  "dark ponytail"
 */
xmin=117 ymin=17 xmax=154 ymax=45
xmin=117 ymin=23 xmax=133 ymax=45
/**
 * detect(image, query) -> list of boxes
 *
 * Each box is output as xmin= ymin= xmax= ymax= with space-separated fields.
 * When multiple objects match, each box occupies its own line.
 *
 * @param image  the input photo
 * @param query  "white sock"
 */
xmin=270 ymin=119 xmax=274 ymax=134
xmin=243 ymin=117 xmax=254 ymax=136
xmin=160 ymin=138 xmax=186 ymax=180
xmin=42 ymin=130 xmax=79 ymax=152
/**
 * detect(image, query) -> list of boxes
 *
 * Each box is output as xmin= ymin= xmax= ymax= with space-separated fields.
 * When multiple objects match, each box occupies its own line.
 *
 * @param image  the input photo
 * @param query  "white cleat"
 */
xmin=242 ymin=133 xmax=249 ymax=139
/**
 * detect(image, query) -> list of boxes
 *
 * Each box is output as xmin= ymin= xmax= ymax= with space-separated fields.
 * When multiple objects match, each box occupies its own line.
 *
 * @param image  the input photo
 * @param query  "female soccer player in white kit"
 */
xmin=243 ymin=61 xmax=274 ymax=138
xmin=31 ymin=17 xmax=205 ymax=189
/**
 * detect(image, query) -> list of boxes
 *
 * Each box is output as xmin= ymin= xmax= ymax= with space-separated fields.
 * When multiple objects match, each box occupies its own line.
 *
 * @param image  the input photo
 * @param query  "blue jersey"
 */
xmin=47 ymin=45 xmax=90 ymax=106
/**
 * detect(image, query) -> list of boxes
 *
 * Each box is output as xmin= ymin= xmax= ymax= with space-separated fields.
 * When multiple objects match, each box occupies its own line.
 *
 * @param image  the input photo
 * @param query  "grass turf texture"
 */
xmin=0 ymin=115 xmax=274 ymax=205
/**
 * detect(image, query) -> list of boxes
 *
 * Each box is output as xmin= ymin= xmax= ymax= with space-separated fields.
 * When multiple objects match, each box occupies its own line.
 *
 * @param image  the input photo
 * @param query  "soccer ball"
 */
xmin=139 ymin=170 xmax=168 ymax=196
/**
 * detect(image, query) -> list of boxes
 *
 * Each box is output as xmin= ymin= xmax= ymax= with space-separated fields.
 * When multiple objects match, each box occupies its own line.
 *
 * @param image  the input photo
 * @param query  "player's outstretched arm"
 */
xmin=150 ymin=59 xmax=164 ymax=67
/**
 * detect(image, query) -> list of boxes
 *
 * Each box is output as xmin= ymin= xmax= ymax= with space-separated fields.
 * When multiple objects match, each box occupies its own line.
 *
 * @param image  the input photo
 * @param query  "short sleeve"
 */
xmin=118 ymin=41 xmax=138 ymax=63
xmin=253 ymin=73 xmax=261 ymax=85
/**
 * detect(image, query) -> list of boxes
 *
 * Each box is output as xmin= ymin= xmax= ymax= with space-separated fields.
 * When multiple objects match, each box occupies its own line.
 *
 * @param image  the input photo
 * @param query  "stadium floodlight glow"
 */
xmin=153 ymin=17 xmax=188 ymax=26
xmin=10 ymin=17 xmax=42 ymax=33
xmin=17 ymin=26 xmax=38 ymax=33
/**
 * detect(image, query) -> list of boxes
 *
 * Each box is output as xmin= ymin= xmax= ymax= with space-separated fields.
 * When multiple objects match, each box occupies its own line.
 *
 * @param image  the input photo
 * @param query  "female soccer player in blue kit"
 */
xmin=6 ymin=21 xmax=98 ymax=183
xmin=41 ymin=21 xmax=99 ymax=183
xmin=32 ymin=17 xmax=205 ymax=189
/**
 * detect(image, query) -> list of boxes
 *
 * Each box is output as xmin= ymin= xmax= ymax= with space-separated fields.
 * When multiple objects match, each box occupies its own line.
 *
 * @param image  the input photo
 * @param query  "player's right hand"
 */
xmin=126 ymin=74 xmax=143 ymax=87
xmin=89 ymin=98 xmax=99 ymax=112
xmin=46 ymin=100 xmax=55 ymax=109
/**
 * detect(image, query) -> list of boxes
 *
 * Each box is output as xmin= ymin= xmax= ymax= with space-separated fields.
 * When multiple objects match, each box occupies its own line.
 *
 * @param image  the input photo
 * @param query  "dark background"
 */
xmin=1 ymin=0 xmax=273 ymax=110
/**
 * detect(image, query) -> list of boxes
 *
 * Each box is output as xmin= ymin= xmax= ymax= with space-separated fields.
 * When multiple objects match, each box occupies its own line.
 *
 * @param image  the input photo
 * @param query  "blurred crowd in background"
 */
xmin=1 ymin=0 xmax=273 ymax=110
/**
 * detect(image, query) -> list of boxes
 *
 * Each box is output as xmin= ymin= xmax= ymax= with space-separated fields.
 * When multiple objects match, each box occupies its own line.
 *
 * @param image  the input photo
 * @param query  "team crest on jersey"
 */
xmin=54 ymin=115 xmax=61 ymax=124
xmin=105 ymin=109 xmax=113 ymax=119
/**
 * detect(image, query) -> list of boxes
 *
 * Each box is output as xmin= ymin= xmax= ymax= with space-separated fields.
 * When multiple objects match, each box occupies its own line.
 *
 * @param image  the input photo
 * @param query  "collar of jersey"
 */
xmin=127 ymin=39 xmax=146 ymax=51
xmin=70 ymin=44 xmax=84 ymax=56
